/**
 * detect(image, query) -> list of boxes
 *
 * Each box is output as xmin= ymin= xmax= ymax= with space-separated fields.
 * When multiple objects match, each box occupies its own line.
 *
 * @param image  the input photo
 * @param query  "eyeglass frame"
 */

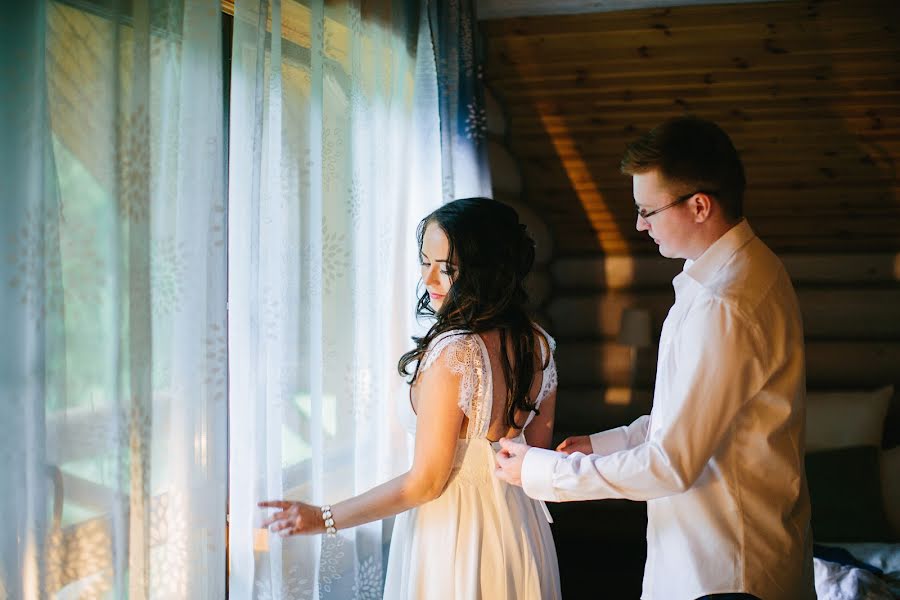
xmin=636 ymin=190 xmax=719 ymax=221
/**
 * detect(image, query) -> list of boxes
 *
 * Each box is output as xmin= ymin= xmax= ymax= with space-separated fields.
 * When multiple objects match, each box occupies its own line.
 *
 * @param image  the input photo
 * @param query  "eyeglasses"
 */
xmin=636 ymin=190 xmax=718 ymax=220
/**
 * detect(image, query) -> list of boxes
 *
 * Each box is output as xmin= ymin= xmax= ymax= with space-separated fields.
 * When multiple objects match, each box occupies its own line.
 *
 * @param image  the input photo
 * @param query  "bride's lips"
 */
xmin=429 ymin=292 xmax=445 ymax=300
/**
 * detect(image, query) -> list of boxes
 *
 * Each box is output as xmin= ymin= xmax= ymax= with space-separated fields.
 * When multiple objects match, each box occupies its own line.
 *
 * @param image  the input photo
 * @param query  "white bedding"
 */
xmin=814 ymin=543 xmax=900 ymax=600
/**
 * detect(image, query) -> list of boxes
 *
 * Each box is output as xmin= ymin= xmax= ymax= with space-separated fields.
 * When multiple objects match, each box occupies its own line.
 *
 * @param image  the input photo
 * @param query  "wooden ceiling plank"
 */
xmin=480 ymin=0 xmax=899 ymax=37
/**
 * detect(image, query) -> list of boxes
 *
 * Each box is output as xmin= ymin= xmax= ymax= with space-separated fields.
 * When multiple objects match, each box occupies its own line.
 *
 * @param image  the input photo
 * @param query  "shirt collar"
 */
xmin=683 ymin=218 xmax=756 ymax=286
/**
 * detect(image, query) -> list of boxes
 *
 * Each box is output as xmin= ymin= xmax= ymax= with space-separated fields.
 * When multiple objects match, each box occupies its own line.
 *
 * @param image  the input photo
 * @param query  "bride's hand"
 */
xmin=555 ymin=435 xmax=592 ymax=455
xmin=258 ymin=500 xmax=324 ymax=536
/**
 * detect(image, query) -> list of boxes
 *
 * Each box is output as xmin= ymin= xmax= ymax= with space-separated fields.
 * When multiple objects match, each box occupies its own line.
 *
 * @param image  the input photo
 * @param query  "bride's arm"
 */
xmin=260 ymin=351 xmax=465 ymax=536
xmin=523 ymin=336 xmax=558 ymax=450
xmin=523 ymin=387 xmax=556 ymax=450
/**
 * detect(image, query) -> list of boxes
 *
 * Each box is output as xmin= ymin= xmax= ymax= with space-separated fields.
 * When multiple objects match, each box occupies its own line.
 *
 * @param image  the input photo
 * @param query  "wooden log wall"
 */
xmin=482 ymin=0 xmax=900 ymax=435
xmin=483 ymin=0 xmax=900 ymax=256
xmin=483 ymin=6 xmax=900 ymax=593
xmin=546 ymin=253 xmax=900 ymax=437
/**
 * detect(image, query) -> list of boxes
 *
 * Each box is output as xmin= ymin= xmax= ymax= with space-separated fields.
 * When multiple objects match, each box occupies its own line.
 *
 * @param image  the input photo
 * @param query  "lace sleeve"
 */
xmin=419 ymin=332 xmax=487 ymax=430
xmin=534 ymin=326 xmax=558 ymax=411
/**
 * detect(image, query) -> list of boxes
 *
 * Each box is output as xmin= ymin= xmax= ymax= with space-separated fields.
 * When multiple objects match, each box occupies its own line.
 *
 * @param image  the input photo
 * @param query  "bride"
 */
xmin=260 ymin=198 xmax=561 ymax=599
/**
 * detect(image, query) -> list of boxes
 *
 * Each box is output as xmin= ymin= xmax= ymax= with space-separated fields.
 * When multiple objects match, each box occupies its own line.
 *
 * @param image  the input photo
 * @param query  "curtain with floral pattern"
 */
xmin=1 ymin=0 xmax=492 ymax=598
xmin=226 ymin=0 xmax=447 ymax=598
xmin=0 ymin=1 xmax=227 ymax=598
xmin=429 ymin=0 xmax=492 ymax=202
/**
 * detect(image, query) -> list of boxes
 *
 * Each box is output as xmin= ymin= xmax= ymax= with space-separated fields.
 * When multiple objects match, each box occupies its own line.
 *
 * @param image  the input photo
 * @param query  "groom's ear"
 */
xmin=689 ymin=192 xmax=713 ymax=223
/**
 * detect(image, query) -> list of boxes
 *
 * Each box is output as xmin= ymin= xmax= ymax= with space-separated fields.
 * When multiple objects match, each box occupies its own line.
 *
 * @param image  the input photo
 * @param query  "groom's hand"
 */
xmin=556 ymin=435 xmax=592 ymax=455
xmin=494 ymin=437 xmax=532 ymax=487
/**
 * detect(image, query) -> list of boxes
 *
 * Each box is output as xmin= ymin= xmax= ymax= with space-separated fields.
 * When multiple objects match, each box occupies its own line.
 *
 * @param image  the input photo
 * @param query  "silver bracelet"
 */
xmin=321 ymin=504 xmax=337 ymax=536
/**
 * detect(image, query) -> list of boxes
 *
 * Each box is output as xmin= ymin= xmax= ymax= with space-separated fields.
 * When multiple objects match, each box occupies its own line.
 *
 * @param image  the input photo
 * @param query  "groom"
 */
xmin=495 ymin=117 xmax=815 ymax=600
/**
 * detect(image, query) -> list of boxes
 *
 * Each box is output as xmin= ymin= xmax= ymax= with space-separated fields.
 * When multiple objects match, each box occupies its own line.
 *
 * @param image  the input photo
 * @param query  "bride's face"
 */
xmin=419 ymin=222 xmax=455 ymax=311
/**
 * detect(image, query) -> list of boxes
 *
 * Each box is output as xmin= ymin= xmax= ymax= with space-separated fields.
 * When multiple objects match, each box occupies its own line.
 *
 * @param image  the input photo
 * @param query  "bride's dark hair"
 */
xmin=397 ymin=197 xmax=549 ymax=430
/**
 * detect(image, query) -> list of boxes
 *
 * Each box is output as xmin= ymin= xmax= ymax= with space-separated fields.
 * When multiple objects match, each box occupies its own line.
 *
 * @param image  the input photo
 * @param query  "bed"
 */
xmin=806 ymin=385 xmax=900 ymax=599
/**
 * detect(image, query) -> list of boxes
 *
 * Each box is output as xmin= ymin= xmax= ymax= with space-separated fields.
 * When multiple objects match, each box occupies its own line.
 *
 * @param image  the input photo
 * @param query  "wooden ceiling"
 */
xmin=483 ymin=0 xmax=900 ymax=255
xmin=476 ymin=0 xmax=781 ymax=20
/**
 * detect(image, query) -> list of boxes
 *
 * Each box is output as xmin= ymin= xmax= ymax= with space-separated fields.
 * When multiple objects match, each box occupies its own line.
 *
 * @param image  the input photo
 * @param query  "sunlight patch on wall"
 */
xmin=537 ymin=112 xmax=627 ymax=254
xmin=603 ymin=256 xmax=636 ymax=289
xmin=603 ymin=387 xmax=634 ymax=406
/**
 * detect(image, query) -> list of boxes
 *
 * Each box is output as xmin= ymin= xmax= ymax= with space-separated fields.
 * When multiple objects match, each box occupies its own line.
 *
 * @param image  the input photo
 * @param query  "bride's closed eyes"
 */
xmin=419 ymin=250 xmax=457 ymax=277
xmin=419 ymin=259 xmax=451 ymax=276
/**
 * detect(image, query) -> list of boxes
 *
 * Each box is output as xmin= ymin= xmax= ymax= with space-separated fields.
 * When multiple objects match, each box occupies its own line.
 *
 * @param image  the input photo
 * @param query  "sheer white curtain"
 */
xmin=226 ymin=0 xmax=443 ymax=598
xmin=0 ymin=1 xmax=227 ymax=598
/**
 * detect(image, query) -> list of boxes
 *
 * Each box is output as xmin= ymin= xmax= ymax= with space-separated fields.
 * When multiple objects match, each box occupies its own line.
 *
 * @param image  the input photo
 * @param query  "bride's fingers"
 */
xmin=270 ymin=519 xmax=296 ymax=532
xmin=258 ymin=500 xmax=292 ymax=510
xmin=261 ymin=509 xmax=294 ymax=528
xmin=280 ymin=519 xmax=306 ymax=536
xmin=261 ymin=513 xmax=283 ymax=527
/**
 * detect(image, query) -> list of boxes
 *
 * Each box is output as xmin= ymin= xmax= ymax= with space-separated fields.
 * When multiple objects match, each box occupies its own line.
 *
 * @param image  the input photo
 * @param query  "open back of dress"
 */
xmin=383 ymin=325 xmax=561 ymax=600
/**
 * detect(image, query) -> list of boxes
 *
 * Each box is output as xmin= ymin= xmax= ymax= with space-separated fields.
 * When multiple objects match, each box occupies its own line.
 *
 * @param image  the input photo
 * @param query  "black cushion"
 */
xmin=805 ymin=445 xmax=894 ymax=543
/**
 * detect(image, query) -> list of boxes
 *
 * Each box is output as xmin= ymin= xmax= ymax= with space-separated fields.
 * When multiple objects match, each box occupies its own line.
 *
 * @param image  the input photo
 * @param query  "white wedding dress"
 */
xmin=383 ymin=326 xmax=561 ymax=599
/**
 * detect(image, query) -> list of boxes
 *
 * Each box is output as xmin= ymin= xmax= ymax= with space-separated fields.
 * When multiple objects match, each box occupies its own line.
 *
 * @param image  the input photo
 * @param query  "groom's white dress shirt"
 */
xmin=521 ymin=220 xmax=816 ymax=600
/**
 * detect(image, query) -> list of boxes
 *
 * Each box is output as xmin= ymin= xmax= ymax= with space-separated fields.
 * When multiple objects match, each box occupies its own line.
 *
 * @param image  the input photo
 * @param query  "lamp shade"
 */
xmin=617 ymin=307 xmax=652 ymax=348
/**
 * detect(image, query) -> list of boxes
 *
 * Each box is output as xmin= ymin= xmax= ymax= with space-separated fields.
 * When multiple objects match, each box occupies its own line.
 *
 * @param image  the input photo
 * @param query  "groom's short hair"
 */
xmin=620 ymin=116 xmax=746 ymax=221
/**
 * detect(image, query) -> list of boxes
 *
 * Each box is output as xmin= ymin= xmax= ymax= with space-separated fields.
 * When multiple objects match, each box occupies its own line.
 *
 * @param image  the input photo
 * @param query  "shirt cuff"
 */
xmin=590 ymin=427 xmax=627 ymax=455
xmin=521 ymin=447 xmax=563 ymax=502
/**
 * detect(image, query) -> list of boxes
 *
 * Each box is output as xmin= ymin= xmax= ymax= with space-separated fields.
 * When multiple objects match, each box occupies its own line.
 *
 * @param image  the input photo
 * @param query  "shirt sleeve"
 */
xmin=589 ymin=415 xmax=651 ymax=455
xmin=521 ymin=296 xmax=766 ymax=503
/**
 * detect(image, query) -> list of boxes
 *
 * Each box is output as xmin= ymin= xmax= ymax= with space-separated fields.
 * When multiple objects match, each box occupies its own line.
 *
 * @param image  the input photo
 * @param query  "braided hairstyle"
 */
xmin=397 ymin=198 xmax=549 ymax=429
